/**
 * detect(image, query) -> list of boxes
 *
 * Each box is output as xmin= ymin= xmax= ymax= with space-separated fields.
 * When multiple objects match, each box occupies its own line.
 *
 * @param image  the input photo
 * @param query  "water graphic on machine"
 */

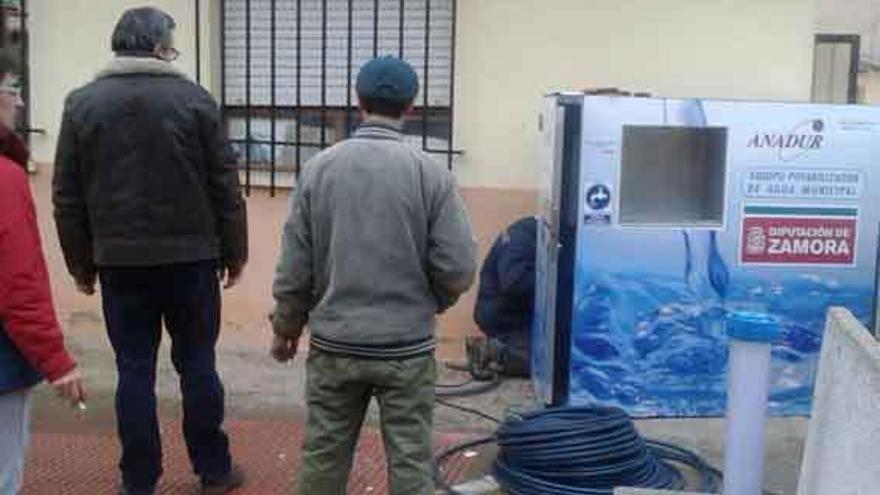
xmin=532 ymin=94 xmax=880 ymax=416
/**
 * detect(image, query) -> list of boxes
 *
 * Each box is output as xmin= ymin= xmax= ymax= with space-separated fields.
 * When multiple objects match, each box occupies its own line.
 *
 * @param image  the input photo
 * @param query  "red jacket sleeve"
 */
xmin=0 ymin=160 xmax=76 ymax=382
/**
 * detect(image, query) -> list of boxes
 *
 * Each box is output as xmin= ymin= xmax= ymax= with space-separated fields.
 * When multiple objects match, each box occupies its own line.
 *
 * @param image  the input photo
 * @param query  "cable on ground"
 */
xmin=434 ymin=405 xmax=723 ymax=495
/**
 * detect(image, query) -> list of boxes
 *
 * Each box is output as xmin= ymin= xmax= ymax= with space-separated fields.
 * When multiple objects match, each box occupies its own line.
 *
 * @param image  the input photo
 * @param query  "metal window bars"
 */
xmin=221 ymin=0 xmax=460 ymax=197
xmin=0 ymin=0 xmax=38 ymax=146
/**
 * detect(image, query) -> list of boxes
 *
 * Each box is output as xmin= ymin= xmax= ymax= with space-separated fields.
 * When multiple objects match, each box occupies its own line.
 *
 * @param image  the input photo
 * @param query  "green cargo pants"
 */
xmin=298 ymin=349 xmax=436 ymax=495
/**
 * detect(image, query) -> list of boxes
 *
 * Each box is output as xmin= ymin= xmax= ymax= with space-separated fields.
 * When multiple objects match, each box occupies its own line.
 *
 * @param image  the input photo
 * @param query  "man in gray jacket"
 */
xmin=271 ymin=56 xmax=477 ymax=495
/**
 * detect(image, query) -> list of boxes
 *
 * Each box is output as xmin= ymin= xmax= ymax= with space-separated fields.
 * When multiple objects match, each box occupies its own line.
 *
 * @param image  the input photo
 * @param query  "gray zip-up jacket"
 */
xmin=272 ymin=120 xmax=477 ymax=359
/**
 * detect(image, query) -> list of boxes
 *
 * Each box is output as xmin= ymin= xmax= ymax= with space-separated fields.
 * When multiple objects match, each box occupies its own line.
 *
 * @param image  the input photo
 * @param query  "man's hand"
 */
xmin=50 ymin=369 xmax=87 ymax=407
xmin=270 ymin=335 xmax=298 ymax=363
xmin=220 ymin=262 xmax=245 ymax=290
xmin=75 ymin=275 xmax=96 ymax=296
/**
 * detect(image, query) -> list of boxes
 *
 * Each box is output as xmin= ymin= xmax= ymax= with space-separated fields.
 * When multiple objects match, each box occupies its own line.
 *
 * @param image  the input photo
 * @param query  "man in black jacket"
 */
xmin=52 ymin=8 xmax=247 ymax=495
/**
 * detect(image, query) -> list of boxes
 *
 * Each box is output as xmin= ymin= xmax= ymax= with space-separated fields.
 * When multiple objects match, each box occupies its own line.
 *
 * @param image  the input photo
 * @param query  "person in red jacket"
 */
xmin=0 ymin=53 xmax=85 ymax=494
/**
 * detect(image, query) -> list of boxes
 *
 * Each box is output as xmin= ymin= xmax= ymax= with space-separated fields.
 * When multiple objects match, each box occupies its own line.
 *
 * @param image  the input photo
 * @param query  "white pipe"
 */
xmin=723 ymin=311 xmax=781 ymax=495
xmin=723 ymin=339 xmax=773 ymax=495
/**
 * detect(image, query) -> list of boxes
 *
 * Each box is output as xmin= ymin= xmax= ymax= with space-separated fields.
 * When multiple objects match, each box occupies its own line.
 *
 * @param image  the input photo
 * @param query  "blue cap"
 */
xmin=726 ymin=311 xmax=782 ymax=344
xmin=356 ymin=56 xmax=419 ymax=102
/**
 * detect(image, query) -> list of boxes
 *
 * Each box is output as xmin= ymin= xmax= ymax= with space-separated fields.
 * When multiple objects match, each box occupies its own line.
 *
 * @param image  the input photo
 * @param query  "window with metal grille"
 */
xmin=0 ymin=0 xmax=37 ymax=147
xmin=221 ymin=0 xmax=459 ymax=195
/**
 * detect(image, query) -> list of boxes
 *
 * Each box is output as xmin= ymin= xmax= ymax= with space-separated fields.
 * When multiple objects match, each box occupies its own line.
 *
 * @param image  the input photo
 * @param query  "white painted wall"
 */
xmin=28 ymin=0 xmax=211 ymax=165
xmin=858 ymin=70 xmax=880 ymax=103
xmin=816 ymin=0 xmax=880 ymax=62
xmin=453 ymin=0 xmax=816 ymax=188
xmin=26 ymin=0 xmax=816 ymax=189
xmin=797 ymin=308 xmax=880 ymax=495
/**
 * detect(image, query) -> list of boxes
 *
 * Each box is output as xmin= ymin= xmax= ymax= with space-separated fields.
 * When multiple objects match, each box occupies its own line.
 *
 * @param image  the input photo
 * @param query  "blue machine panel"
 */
xmin=535 ymin=96 xmax=880 ymax=417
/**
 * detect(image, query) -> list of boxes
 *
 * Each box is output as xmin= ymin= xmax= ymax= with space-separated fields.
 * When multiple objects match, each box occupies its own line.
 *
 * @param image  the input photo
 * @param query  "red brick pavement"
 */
xmin=23 ymin=418 xmax=476 ymax=494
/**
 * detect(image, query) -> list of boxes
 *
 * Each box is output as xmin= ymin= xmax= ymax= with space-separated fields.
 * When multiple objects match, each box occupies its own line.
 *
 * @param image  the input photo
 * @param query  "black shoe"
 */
xmin=201 ymin=465 xmax=245 ymax=494
xmin=465 ymin=336 xmax=498 ymax=381
xmin=488 ymin=338 xmax=531 ymax=378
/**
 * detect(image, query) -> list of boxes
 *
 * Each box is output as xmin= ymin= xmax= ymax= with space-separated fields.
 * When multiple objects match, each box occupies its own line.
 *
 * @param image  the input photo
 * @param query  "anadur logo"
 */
xmin=746 ymin=119 xmax=825 ymax=162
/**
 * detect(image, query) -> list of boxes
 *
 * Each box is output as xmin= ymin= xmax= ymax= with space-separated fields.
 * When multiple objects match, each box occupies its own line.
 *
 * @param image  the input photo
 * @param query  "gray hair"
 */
xmin=111 ymin=7 xmax=176 ymax=54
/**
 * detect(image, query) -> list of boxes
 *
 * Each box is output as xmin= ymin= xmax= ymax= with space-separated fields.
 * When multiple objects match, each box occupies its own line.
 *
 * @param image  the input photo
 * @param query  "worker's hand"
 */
xmin=220 ymin=262 xmax=245 ymax=290
xmin=75 ymin=274 xmax=97 ymax=296
xmin=270 ymin=335 xmax=298 ymax=363
xmin=50 ymin=369 xmax=87 ymax=407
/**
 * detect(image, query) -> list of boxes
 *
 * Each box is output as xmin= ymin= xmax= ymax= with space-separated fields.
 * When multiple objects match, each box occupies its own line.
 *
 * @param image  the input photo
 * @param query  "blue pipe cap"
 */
xmin=726 ymin=311 xmax=782 ymax=344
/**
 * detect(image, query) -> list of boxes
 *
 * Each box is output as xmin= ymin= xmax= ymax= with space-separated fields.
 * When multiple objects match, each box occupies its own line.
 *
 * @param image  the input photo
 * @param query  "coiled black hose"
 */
xmin=434 ymin=405 xmax=722 ymax=495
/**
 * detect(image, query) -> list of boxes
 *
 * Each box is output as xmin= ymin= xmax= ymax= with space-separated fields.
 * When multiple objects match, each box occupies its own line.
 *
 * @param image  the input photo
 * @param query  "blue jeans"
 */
xmin=100 ymin=261 xmax=231 ymax=491
xmin=0 ymin=390 xmax=29 ymax=495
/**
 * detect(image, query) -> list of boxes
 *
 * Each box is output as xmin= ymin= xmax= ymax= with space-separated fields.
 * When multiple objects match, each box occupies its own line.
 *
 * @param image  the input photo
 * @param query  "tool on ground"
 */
xmin=435 ymin=336 xmax=503 ymax=398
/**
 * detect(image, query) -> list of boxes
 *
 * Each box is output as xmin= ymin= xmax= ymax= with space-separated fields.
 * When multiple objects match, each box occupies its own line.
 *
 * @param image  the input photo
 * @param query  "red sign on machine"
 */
xmin=740 ymin=206 xmax=858 ymax=265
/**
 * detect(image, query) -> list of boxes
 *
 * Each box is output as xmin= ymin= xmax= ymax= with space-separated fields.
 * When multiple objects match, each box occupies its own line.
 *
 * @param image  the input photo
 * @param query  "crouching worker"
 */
xmin=270 ymin=56 xmax=478 ymax=495
xmin=471 ymin=216 xmax=537 ymax=378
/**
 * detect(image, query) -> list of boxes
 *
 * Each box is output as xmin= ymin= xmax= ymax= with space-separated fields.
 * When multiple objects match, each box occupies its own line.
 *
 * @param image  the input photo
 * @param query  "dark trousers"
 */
xmin=100 ymin=261 xmax=231 ymax=490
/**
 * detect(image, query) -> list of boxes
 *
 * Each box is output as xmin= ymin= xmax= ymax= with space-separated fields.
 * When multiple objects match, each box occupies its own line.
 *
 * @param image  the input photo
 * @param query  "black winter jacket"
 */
xmin=53 ymin=57 xmax=247 ymax=281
